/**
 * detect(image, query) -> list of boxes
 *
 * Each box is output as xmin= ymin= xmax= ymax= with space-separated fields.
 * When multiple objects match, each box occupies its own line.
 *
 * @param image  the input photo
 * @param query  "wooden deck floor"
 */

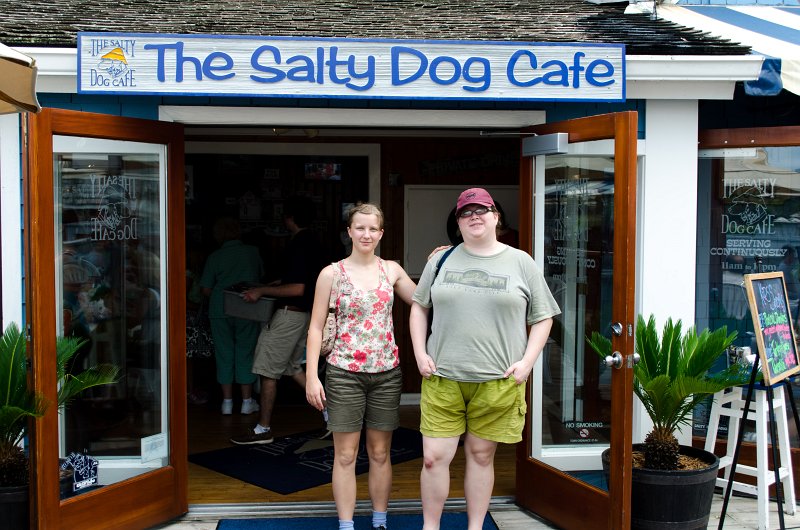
xmin=187 ymin=399 xmax=516 ymax=504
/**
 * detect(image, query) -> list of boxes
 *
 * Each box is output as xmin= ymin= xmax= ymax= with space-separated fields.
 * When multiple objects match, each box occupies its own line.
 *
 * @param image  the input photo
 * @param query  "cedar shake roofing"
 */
xmin=0 ymin=0 xmax=751 ymax=55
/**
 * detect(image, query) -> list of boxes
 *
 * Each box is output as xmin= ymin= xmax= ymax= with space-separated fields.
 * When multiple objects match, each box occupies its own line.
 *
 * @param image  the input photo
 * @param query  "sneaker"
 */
xmin=221 ymin=400 xmax=233 ymax=415
xmin=241 ymin=399 xmax=260 ymax=415
xmin=230 ymin=427 xmax=274 ymax=445
xmin=373 ymin=526 xmax=386 ymax=530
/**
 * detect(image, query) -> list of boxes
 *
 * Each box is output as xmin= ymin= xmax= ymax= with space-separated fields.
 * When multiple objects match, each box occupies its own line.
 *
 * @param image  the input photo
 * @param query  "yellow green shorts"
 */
xmin=420 ymin=375 xmax=527 ymax=444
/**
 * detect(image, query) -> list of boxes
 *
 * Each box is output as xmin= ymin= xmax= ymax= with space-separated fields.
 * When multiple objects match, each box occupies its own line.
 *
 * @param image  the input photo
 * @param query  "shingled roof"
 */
xmin=0 ymin=0 xmax=751 ymax=56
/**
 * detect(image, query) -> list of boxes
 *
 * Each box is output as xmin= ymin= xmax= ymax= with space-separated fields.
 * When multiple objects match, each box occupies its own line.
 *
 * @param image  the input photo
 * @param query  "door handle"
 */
xmin=610 ymin=322 xmax=624 ymax=336
xmin=631 ymin=353 xmax=641 ymax=366
xmin=604 ymin=351 xmax=623 ymax=369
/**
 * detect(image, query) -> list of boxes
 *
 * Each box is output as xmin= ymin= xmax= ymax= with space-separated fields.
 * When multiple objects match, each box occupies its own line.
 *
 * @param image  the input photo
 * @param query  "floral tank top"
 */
xmin=326 ymin=258 xmax=399 ymax=373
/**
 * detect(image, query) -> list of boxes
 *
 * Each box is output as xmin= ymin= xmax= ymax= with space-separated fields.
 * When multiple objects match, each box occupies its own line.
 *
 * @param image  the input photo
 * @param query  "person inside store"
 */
xmin=200 ymin=217 xmax=264 ymax=416
xmin=493 ymin=200 xmax=519 ymax=248
xmin=230 ymin=195 xmax=325 ymax=445
xmin=186 ymin=246 xmax=212 ymax=405
xmin=305 ymin=203 xmax=417 ymax=530
xmin=409 ymin=187 xmax=561 ymax=530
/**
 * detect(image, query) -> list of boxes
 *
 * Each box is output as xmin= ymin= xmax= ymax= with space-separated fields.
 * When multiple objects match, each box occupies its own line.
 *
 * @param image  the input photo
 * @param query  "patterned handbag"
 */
xmin=186 ymin=301 xmax=214 ymax=358
xmin=320 ymin=264 xmax=340 ymax=356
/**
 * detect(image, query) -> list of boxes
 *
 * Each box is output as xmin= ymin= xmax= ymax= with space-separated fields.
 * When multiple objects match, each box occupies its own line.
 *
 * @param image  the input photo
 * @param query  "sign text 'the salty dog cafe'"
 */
xmin=78 ymin=33 xmax=626 ymax=102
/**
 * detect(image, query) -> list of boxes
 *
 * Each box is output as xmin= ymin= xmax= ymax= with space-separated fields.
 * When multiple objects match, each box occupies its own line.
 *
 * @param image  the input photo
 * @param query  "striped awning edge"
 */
xmin=655 ymin=5 xmax=800 ymax=96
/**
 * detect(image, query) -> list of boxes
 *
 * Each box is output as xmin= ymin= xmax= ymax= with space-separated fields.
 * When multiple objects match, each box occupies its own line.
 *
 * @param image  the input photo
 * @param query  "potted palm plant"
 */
xmin=587 ymin=314 xmax=749 ymax=530
xmin=0 ymin=322 xmax=119 ymax=529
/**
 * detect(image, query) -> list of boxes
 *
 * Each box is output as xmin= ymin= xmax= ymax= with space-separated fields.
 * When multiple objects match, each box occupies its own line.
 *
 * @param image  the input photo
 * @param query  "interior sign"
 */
xmin=78 ymin=32 xmax=625 ymax=102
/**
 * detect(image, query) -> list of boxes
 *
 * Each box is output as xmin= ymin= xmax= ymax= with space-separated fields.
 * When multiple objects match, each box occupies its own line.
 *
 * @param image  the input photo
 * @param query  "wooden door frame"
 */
xmin=516 ymin=111 xmax=638 ymax=530
xmin=25 ymin=108 xmax=187 ymax=529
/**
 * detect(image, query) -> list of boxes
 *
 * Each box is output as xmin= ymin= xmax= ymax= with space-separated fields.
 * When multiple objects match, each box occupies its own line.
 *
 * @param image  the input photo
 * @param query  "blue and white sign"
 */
xmin=78 ymin=32 xmax=625 ymax=102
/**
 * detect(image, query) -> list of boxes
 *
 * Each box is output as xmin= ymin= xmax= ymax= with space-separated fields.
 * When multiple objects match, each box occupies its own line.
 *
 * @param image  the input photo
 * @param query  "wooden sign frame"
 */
xmin=743 ymin=271 xmax=800 ymax=384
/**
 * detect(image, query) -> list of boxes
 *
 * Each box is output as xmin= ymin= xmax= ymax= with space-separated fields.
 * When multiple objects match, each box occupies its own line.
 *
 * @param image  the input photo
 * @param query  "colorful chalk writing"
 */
xmin=745 ymin=272 xmax=800 ymax=384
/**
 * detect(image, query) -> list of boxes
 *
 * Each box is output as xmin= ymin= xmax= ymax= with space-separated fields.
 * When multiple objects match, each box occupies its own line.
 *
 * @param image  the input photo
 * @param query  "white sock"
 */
xmin=372 ymin=510 xmax=387 ymax=528
xmin=254 ymin=424 xmax=270 ymax=434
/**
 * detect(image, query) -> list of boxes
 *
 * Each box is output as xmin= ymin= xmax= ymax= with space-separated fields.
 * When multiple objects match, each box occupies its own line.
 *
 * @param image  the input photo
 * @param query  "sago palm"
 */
xmin=0 ymin=322 xmax=119 ymax=486
xmin=587 ymin=314 xmax=748 ymax=470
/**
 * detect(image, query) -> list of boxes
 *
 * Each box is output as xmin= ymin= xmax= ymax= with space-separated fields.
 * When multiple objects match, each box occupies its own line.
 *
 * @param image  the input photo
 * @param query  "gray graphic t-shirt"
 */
xmin=413 ymin=245 xmax=560 ymax=382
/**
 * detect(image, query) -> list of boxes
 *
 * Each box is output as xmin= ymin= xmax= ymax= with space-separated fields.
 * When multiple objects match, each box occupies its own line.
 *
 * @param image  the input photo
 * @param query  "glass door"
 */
xmin=26 ymin=108 xmax=187 ymax=530
xmin=516 ymin=112 xmax=638 ymax=530
xmin=55 ymin=136 xmax=169 ymax=487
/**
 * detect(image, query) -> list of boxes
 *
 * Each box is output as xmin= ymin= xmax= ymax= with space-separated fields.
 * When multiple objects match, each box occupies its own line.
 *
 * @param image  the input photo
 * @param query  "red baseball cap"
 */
xmin=456 ymin=187 xmax=495 ymax=212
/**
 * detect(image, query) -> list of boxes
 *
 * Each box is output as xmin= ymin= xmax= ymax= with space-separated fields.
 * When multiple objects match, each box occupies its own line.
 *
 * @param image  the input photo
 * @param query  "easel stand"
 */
xmin=712 ymin=357 xmax=800 ymax=529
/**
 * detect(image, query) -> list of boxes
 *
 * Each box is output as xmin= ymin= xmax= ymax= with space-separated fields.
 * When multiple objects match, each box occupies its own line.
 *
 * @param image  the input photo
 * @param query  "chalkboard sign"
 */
xmin=743 ymin=272 xmax=800 ymax=384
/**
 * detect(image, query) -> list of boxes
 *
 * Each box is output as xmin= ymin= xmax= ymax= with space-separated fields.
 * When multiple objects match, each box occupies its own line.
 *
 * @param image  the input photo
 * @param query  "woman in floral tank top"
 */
xmin=306 ymin=203 xmax=416 ymax=530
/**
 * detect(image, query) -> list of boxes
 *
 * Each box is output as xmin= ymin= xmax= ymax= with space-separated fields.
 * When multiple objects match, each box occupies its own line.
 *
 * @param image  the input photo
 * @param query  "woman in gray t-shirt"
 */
xmin=409 ymin=187 xmax=560 ymax=530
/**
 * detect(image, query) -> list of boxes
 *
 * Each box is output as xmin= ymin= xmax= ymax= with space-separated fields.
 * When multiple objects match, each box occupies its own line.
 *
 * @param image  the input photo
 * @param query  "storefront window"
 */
xmin=695 ymin=144 xmax=800 ymax=444
xmin=54 ymin=136 xmax=169 ymax=497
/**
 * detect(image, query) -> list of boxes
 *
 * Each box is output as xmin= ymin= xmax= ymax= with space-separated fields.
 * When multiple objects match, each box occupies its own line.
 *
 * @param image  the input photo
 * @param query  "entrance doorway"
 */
xmin=181 ymin=130 xmax=523 ymax=504
xmin=26 ymin=108 xmax=636 ymax=528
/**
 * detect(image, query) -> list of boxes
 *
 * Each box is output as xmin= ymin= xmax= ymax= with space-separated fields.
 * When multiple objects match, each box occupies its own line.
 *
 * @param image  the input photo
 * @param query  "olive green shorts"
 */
xmin=325 ymin=364 xmax=402 ymax=432
xmin=420 ymin=375 xmax=527 ymax=444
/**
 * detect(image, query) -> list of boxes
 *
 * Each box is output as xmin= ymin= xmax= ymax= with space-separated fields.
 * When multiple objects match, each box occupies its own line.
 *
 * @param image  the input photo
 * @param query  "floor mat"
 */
xmin=216 ymin=512 xmax=498 ymax=529
xmin=190 ymin=427 xmax=423 ymax=494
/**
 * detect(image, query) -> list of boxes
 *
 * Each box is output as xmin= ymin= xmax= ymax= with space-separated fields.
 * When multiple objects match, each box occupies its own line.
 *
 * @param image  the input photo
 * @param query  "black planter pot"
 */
xmin=0 ymin=483 xmax=29 ymax=530
xmin=602 ymin=444 xmax=720 ymax=530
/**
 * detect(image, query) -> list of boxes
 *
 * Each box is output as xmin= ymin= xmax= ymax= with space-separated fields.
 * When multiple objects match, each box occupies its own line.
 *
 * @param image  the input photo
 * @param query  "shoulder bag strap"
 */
xmin=328 ymin=262 xmax=340 ymax=312
xmin=433 ymin=244 xmax=458 ymax=282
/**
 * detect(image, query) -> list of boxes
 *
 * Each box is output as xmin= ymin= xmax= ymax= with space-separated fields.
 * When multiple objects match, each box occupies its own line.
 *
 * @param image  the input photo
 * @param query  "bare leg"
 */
xmin=240 ymin=383 xmax=252 ymax=401
xmin=291 ymin=370 xmax=306 ymax=389
xmin=258 ymin=376 xmax=277 ymax=428
xmin=420 ymin=436 xmax=460 ymax=530
xmin=332 ymin=431 xmax=362 ymax=522
xmin=366 ymin=428 xmax=393 ymax=513
xmin=463 ymin=433 xmax=498 ymax=530
xmin=221 ymin=383 xmax=233 ymax=400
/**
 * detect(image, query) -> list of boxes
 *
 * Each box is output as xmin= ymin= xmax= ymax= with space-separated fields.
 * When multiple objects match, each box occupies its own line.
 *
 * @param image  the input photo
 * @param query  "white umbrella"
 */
xmin=0 ymin=42 xmax=40 ymax=115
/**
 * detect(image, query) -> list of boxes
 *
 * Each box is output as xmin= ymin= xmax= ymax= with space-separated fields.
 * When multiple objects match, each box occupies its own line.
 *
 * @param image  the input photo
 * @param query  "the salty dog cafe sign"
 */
xmin=77 ymin=33 xmax=625 ymax=101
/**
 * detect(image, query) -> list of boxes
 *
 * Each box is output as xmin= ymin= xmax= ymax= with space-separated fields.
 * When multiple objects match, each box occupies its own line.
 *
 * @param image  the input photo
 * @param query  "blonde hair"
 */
xmin=347 ymin=202 xmax=384 ymax=229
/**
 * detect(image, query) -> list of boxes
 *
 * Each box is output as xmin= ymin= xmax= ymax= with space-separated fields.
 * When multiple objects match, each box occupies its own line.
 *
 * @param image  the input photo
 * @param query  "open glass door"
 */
xmin=516 ymin=112 xmax=638 ymax=530
xmin=26 ymin=108 xmax=187 ymax=529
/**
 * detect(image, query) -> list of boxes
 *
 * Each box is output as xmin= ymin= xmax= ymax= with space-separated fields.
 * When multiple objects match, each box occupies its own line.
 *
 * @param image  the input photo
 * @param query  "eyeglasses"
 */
xmin=457 ymin=206 xmax=494 ymax=218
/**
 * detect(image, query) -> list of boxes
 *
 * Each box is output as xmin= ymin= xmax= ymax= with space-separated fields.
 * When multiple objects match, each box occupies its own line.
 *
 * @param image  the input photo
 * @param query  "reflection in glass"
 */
xmin=695 ymin=146 xmax=800 ymax=446
xmin=538 ymin=154 xmax=615 ymax=487
xmin=54 ymin=139 xmax=168 ymax=498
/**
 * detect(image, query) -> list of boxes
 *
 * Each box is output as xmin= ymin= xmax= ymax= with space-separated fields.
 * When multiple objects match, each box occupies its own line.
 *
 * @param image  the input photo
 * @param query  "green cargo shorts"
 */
xmin=420 ymin=375 xmax=527 ymax=443
xmin=325 ymin=364 xmax=402 ymax=433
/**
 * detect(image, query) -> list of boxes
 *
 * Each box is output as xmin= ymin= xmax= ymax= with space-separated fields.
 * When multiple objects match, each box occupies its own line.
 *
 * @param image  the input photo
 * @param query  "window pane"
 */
xmin=695 ymin=146 xmax=800 ymax=444
xmin=54 ymin=136 xmax=169 ymax=498
xmin=537 ymin=154 xmax=615 ymax=488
